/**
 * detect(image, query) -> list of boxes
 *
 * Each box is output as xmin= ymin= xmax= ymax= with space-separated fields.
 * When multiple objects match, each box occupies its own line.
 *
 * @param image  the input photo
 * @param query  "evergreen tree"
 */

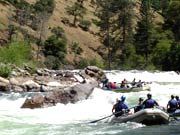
xmin=96 ymin=0 xmax=135 ymax=69
xmin=112 ymin=0 xmax=135 ymax=69
xmin=66 ymin=2 xmax=86 ymax=26
xmin=164 ymin=1 xmax=180 ymax=42
xmin=34 ymin=0 xmax=55 ymax=14
xmin=96 ymin=0 xmax=114 ymax=69
xmin=162 ymin=1 xmax=180 ymax=71
xmin=134 ymin=0 xmax=154 ymax=68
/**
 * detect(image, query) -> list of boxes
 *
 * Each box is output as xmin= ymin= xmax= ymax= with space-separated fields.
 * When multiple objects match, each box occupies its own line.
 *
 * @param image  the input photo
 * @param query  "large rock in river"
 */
xmin=21 ymin=82 xmax=97 ymax=109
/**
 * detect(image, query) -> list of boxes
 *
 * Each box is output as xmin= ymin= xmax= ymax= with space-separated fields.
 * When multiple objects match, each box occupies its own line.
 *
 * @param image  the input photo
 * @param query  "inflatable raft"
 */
xmin=110 ymin=108 xmax=169 ymax=125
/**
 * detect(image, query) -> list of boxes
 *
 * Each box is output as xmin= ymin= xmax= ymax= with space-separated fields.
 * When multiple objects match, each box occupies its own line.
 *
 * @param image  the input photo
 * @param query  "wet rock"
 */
xmin=1 ymin=65 xmax=106 ymax=109
xmin=0 ymin=82 xmax=9 ymax=91
xmin=0 ymin=76 xmax=9 ymax=84
xmin=10 ymin=85 xmax=24 ymax=92
xmin=21 ymin=93 xmax=45 ymax=109
xmin=21 ymin=82 xmax=97 ymax=109
xmin=84 ymin=66 xmax=106 ymax=81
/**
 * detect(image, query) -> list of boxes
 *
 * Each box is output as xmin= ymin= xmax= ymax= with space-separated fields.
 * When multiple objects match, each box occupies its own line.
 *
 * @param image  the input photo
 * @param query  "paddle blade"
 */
xmin=89 ymin=114 xmax=113 ymax=123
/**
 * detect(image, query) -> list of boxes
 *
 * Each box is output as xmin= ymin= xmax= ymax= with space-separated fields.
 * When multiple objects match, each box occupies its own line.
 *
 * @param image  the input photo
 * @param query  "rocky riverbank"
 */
xmin=0 ymin=66 xmax=106 ymax=109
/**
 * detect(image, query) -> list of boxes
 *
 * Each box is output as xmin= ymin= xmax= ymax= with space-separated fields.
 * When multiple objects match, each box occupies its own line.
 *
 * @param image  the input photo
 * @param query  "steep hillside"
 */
xmin=0 ymin=0 xmax=104 ymax=66
xmin=0 ymin=0 xmax=170 ymax=70
xmin=50 ymin=0 xmax=103 ymax=64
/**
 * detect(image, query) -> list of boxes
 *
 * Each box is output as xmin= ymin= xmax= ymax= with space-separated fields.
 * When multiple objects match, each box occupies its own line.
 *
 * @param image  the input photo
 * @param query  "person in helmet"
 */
xmin=112 ymin=95 xmax=129 ymax=117
xmin=142 ymin=93 xmax=159 ymax=108
xmin=175 ymin=96 xmax=180 ymax=109
xmin=134 ymin=97 xmax=144 ymax=113
xmin=167 ymin=95 xmax=178 ymax=113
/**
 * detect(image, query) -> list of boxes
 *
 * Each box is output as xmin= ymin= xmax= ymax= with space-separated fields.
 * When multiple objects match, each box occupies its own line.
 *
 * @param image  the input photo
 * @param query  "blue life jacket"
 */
xmin=168 ymin=99 xmax=177 ymax=109
xmin=177 ymin=100 xmax=180 ymax=107
xmin=144 ymin=99 xmax=157 ymax=108
xmin=115 ymin=101 xmax=128 ymax=112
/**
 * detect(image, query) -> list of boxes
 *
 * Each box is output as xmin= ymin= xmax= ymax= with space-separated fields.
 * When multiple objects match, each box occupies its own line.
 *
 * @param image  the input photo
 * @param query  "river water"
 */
xmin=1 ymin=70 xmax=180 ymax=135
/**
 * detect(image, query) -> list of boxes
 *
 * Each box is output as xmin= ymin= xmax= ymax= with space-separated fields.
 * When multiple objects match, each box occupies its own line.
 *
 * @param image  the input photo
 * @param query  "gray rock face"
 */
xmin=21 ymin=83 xmax=96 ymax=109
xmin=21 ymin=93 xmax=45 ymax=109
xmin=0 ymin=66 xmax=106 ymax=109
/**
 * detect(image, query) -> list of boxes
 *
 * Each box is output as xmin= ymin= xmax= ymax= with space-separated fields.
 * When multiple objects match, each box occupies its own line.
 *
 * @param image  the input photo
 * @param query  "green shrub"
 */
xmin=71 ymin=42 xmax=83 ymax=55
xmin=0 ymin=41 xmax=32 ymax=66
xmin=76 ymin=58 xmax=89 ymax=69
xmin=44 ymin=55 xmax=60 ymax=70
xmin=89 ymin=58 xmax=105 ymax=69
xmin=34 ymin=0 xmax=55 ymax=13
xmin=79 ymin=19 xmax=91 ymax=31
xmin=0 ymin=64 xmax=11 ymax=78
xmin=43 ymin=35 xmax=67 ymax=59
xmin=51 ymin=26 xmax=65 ymax=39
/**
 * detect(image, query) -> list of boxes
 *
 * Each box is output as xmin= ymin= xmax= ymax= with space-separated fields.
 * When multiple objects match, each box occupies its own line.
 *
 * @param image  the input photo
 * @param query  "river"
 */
xmin=1 ymin=70 xmax=180 ymax=135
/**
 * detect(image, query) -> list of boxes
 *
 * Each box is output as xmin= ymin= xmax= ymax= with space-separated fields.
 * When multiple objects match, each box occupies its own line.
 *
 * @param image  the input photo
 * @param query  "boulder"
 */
xmin=21 ymin=93 xmax=45 ymax=109
xmin=0 ymin=82 xmax=9 ymax=91
xmin=84 ymin=66 xmax=106 ymax=81
xmin=0 ymin=76 xmax=9 ymax=84
xmin=21 ymin=82 xmax=97 ymax=109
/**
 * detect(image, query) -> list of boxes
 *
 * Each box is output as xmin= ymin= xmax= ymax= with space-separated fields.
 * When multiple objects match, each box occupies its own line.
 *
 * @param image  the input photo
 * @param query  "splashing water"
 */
xmin=1 ymin=70 xmax=180 ymax=135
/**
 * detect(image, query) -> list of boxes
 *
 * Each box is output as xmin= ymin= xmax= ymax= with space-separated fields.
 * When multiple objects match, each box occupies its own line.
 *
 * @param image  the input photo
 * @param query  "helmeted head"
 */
xmin=139 ymin=97 xmax=143 ymax=102
xmin=147 ymin=93 xmax=152 ymax=99
xmin=121 ymin=95 xmax=126 ymax=101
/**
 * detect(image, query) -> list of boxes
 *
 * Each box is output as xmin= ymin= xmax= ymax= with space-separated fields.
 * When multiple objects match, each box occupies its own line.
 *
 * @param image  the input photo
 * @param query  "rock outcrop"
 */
xmin=0 ymin=66 xmax=106 ymax=109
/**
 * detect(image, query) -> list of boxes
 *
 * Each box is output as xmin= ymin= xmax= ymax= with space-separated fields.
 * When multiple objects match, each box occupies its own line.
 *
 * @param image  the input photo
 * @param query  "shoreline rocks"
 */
xmin=0 ymin=66 xmax=106 ymax=109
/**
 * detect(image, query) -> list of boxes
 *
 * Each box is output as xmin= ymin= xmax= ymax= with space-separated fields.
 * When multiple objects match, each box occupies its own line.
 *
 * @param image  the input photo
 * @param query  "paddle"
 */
xmin=89 ymin=106 xmax=136 ymax=123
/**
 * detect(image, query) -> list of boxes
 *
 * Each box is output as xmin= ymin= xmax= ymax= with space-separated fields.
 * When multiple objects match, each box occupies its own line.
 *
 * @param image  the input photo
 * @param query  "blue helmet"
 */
xmin=121 ymin=95 xmax=126 ymax=101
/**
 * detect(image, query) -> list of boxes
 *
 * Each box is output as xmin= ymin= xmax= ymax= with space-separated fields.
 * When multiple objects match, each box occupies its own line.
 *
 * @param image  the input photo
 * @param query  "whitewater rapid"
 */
xmin=0 ymin=70 xmax=180 ymax=126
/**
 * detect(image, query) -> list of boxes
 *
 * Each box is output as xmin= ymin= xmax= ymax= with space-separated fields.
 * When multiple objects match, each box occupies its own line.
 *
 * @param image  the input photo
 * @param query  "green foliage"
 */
xmin=16 ymin=0 xmax=30 ymax=9
xmin=134 ymin=0 xmax=156 ymax=68
xmin=75 ymin=57 xmax=105 ymax=69
xmin=34 ymin=0 xmax=55 ymax=13
xmin=0 ymin=64 xmax=11 ymax=78
xmin=79 ymin=19 xmax=91 ymax=31
xmin=117 ymin=43 xmax=137 ymax=69
xmin=44 ymin=55 xmax=60 ymax=70
xmin=66 ymin=2 xmax=86 ymax=26
xmin=43 ymin=35 xmax=67 ymax=58
xmin=91 ymin=18 xmax=99 ymax=26
xmin=164 ymin=1 xmax=180 ymax=41
xmin=71 ymin=42 xmax=83 ymax=55
xmin=0 ymin=41 xmax=32 ymax=66
xmin=97 ymin=0 xmax=135 ymax=69
xmin=6 ymin=0 xmax=18 ymax=5
xmin=8 ymin=24 xmax=17 ymax=41
xmin=152 ymin=30 xmax=174 ymax=69
xmin=89 ymin=58 xmax=105 ymax=69
xmin=76 ymin=58 xmax=89 ymax=69
xmin=4 ymin=0 xmax=180 ymax=71
xmin=163 ymin=42 xmax=180 ymax=71
xmin=43 ymin=35 xmax=67 ymax=69
xmin=51 ymin=26 xmax=65 ymax=39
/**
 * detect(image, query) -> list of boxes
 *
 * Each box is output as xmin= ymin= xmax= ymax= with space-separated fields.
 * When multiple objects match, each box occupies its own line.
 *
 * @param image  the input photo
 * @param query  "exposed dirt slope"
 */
xmin=0 ymin=0 xmax=104 ymax=64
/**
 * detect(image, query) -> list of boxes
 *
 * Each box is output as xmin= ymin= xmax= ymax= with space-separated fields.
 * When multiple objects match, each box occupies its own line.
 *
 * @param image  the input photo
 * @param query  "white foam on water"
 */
xmin=0 ymin=70 xmax=180 ymax=125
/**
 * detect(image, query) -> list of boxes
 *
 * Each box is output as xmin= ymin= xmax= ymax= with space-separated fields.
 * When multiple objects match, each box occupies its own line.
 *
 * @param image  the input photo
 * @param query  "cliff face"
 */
xmin=0 ymin=0 xmax=105 ymax=65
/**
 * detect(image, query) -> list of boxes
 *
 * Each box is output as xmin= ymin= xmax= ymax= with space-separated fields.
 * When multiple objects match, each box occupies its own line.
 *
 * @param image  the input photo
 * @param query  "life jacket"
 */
xmin=177 ymin=100 xmax=180 ymax=108
xmin=115 ymin=101 xmax=128 ymax=112
xmin=144 ymin=99 xmax=157 ymax=108
xmin=109 ymin=82 xmax=116 ymax=88
xmin=168 ymin=99 xmax=177 ymax=109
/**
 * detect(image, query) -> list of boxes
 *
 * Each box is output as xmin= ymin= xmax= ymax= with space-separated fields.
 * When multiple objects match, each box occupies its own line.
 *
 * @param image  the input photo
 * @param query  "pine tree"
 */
xmin=134 ymin=0 xmax=154 ymax=67
xmin=66 ymin=2 xmax=86 ymax=26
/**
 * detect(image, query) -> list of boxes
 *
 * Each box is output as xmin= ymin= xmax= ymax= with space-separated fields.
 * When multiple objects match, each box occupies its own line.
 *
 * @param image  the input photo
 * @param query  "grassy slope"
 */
xmin=50 ymin=0 xmax=103 ymax=63
xmin=0 ymin=0 xmax=103 ymax=65
xmin=0 ymin=0 xmax=163 ymax=65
